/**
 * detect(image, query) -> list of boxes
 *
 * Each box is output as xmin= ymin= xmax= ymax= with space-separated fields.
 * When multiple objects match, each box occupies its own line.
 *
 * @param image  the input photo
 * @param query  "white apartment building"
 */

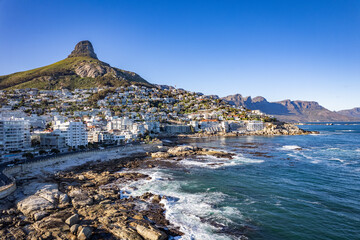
xmin=40 ymin=132 xmax=67 ymax=150
xmin=53 ymin=121 xmax=88 ymax=148
xmin=107 ymin=117 xmax=133 ymax=131
xmin=0 ymin=117 xmax=31 ymax=154
xmin=247 ymin=120 xmax=265 ymax=131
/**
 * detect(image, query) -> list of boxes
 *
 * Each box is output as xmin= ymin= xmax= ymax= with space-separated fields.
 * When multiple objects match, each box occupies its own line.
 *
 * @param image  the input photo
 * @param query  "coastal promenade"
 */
xmin=0 ymin=143 xmax=156 ymax=199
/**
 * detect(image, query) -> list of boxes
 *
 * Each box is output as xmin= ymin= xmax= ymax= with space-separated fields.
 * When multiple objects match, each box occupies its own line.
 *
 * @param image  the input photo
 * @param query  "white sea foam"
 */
xmin=329 ymin=158 xmax=345 ymax=163
xmin=118 ymin=169 xmax=240 ymax=240
xmin=280 ymin=145 xmax=302 ymax=150
xmin=178 ymin=154 xmax=263 ymax=169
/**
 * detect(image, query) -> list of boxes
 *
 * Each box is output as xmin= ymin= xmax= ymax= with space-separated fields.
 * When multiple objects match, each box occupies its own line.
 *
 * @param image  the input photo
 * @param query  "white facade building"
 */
xmin=53 ymin=121 xmax=88 ymax=148
xmin=107 ymin=117 xmax=133 ymax=131
xmin=246 ymin=121 xmax=264 ymax=131
xmin=0 ymin=117 xmax=31 ymax=155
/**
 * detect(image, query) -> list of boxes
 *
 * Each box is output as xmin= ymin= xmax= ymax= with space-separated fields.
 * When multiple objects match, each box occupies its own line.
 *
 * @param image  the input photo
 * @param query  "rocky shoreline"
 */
xmin=178 ymin=122 xmax=319 ymax=138
xmin=0 ymin=145 xmax=234 ymax=240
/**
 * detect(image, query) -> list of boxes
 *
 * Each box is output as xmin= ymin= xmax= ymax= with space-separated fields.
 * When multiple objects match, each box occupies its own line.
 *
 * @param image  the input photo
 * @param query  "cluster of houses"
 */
xmin=0 ymin=85 xmax=269 ymax=162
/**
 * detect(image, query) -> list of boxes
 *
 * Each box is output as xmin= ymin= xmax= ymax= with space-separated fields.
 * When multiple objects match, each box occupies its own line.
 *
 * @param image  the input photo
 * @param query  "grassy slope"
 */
xmin=0 ymin=57 xmax=151 ymax=90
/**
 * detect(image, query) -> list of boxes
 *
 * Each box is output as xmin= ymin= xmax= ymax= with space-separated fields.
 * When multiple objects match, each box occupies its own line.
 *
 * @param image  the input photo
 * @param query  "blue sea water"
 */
xmin=123 ymin=123 xmax=360 ymax=240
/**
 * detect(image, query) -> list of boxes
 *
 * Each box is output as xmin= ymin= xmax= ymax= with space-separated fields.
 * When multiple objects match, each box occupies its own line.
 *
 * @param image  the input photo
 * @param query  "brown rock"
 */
xmin=68 ymin=40 xmax=98 ymax=59
xmin=70 ymin=224 xmax=79 ymax=234
xmin=136 ymin=224 xmax=167 ymax=240
xmin=77 ymin=226 xmax=92 ymax=240
xmin=108 ymin=224 xmax=143 ymax=240
xmin=65 ymin=214 xmax=79 ymax=226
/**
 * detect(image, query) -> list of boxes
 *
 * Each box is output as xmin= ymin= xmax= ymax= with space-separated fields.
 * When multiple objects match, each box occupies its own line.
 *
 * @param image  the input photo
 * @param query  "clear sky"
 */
xmin=0 ymin=0 xmax=359 ymax=111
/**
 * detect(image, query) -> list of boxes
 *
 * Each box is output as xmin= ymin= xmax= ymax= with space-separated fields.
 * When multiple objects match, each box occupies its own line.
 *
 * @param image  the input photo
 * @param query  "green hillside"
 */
xmin=0 ymin=41 xmax=152 ymax=90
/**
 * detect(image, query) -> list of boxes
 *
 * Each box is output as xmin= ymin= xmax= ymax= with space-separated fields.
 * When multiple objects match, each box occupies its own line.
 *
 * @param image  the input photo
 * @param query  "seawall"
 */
xmin=0 ymin=143 xmax=160 ymax=199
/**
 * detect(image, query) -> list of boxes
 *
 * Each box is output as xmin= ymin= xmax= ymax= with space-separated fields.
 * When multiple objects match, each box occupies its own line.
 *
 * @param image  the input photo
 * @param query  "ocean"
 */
xmin=121 ymin=123 xmax=360 ymax=240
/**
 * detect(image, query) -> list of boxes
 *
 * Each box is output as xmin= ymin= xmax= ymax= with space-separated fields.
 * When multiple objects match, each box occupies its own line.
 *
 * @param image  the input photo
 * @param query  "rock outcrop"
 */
xmin=251 ymin=122 xmax=318 ymax=135
xmin=151 ymin=145 xmax=234 ymax=159
xmin=1 ymin=155 xmax=183 ymax=239
xmin=68 ymin=40 xmax=98 ymax=59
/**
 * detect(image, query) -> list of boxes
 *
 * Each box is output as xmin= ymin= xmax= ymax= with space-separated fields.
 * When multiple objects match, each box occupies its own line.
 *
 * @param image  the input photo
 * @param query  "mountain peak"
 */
xmin=68 ymin=40 xmax=98 ymax=59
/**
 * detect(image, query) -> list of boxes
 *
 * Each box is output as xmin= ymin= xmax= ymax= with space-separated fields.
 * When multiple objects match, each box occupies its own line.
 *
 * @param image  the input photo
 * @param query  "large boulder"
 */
xmin=151 ymin=152 xmax=170 ymax=158
xmin=17 ymin=183 xmax=66 ymax=219
xmin=69 ymin=189 xmax=93 ymax=208
xmin=77 ymin=226 xmax=92 ymax=240
xmin=136 ymin=224 xmax=167 ymax=240
xmin=65 ymin=214 xmax=79 ymax=226
xmin=167 ymin=145 xmax=195 ymax=155
xmin=108 ymin=224 xmax=143 ymax=240
xmin=37 ymin=184 xmax=61 ymax=204
xmin=17 ymin=195 xmax=54 ymax=218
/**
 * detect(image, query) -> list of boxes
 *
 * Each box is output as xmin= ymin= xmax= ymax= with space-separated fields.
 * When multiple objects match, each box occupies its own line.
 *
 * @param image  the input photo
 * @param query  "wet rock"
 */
xmin=168 ymin=145 xmax=195 ymax=154
xmin=108 ymin=223 xmax=143 ymax=240
xmin=253 ymin=122 xmax=319 ymax=135
xmin=65 ymin=214 xmax=79 ymax=226
xmin=99 ymin=199 xmax=112 ymax=205
xmin=77 ymin=226 xmax=92 ymax=240
xmin=136 ymin=223 xmax=167 ymax=240
xmin=140 ymin=192 xmax=154 ymax=201
xmin=33 ymin=211 xmax=49 ymax=221
xmin=151 ymin=152 xmax=170 ymax=158
xmin=59 ymin=193 xmax=70 ymax=204
xmin=37 ymin=184 xmax=61 ymax=204
xmin=17 ymin=195 xmax=54 ymax=218
xmin=70 ymin=224 xmax=79 ymax=234
xmin=152 ymin=195 xmax=161 ymax=203
xmin=78 ymin=175 xmax=85 ymax=181
xmin=35 ymin=216 xmax=68 ymax=232
xmin=69 ymin=189 xmax=93 ymax=207
xmin=8 ymin=227 xmax=26 ymax=239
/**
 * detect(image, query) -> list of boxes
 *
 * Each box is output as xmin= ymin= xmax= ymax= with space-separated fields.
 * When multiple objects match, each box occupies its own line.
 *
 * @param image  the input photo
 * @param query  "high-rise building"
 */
xmin=53 ymin=121 xmax=88 ymax=148
xmin=0 ymin=117 xmax=31 ymax=154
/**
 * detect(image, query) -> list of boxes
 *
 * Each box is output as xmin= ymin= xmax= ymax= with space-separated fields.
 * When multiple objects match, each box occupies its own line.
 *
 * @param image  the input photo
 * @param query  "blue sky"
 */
xmin=0 ymin=0 xmax=359 ymax=111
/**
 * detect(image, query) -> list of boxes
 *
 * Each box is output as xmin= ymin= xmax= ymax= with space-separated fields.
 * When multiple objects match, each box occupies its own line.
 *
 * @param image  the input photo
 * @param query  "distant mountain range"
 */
xmin=337 ymin=108 xmax=360 ymax=119
xmin=0 ymin=41 xmax=151 ymax=90
xmin=223 ymin=94 xmax=360 ymax=122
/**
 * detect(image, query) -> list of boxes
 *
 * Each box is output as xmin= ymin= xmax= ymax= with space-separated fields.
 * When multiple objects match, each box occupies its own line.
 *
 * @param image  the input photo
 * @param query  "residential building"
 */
xmin=53 ymin=121 xmax=88 ymax=147
xmin=40 ymin=132 xmax=67 ymax=151
xmin=0 ymin=117 xmax=31 ymax=155
xmin=247 ymin=120 xmax=264 ymax=131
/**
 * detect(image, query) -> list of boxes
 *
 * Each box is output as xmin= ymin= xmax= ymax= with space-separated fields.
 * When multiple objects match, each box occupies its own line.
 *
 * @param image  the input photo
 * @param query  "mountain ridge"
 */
xmin=337 ymin=107 xmax=360 ymax=119
xmin=223 ymin=94 xmax=359 ymax=122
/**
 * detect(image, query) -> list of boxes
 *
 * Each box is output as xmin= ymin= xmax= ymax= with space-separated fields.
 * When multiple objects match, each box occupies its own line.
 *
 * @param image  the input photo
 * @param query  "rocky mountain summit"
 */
xmin=68 ymin=41 xmax=98 ymax=59
xmin=0 ymin=41 xmax=151 ymax=90
xmin=223 ymin=94 xmax=359 ymax=122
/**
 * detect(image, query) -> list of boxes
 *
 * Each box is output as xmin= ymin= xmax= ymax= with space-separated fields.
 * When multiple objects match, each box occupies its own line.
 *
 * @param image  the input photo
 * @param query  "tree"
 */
xmin=31 ymin=139 xmax=40 ymax=146
xmin=51 ymin=148 xmax=60 ymax=154
xmin=39 ymin=150 xmax=47 ymax=155
xmin=23 ymin=152 xmax=34 ymax=160
xmin=46 ymin=122 xmax=53 ymax=130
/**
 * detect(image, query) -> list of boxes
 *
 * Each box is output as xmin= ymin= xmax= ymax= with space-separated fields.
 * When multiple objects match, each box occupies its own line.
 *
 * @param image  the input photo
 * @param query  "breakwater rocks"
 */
xmin=0 ymin=156 xmax=182 ymax=240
